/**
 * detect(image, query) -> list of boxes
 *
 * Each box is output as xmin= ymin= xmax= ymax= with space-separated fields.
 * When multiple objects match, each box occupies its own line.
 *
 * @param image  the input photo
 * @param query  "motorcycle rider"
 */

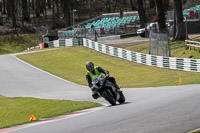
xmin=86 ymin=61 xmax=121 ymax=99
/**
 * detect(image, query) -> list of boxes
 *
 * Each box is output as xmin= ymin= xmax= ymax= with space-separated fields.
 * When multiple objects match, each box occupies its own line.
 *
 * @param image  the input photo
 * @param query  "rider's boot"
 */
xmin=92 ymin=91 xmax=99 ymax=99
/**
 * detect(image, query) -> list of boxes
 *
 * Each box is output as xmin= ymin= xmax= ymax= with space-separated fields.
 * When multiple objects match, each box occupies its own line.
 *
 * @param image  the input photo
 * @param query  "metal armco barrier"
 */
xmin=83 ymin=38 xmax=200 ymax=72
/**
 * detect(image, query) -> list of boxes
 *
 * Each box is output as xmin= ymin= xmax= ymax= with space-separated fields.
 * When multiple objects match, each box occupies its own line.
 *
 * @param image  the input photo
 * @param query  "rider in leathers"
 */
xmin=86 ymin=61 xmax=121 ymax=99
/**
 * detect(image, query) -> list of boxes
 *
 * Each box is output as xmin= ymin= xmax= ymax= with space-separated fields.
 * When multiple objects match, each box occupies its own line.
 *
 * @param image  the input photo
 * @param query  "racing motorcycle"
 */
xmin=92 ymin=75 xmax=125 ymax=105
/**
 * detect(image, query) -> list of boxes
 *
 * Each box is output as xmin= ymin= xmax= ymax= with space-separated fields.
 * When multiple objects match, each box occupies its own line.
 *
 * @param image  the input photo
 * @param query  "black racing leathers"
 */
xmin=86 ymin=66 xmax=109 ymax=88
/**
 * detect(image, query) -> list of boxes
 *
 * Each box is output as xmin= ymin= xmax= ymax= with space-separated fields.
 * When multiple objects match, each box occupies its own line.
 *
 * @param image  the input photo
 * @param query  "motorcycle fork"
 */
xmin=97 ymin=92 xmax=102 ymax=97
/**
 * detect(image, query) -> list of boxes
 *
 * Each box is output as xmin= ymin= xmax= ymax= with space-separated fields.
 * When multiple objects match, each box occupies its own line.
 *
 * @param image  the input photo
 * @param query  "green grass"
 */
xmin=125 ymin=42 xmax=149 ymax=54
xmin=0 ymin=96 xmax=101 ymax=129
xmin=17 ymin=47 xmax=200 ymax=88
xmin=0 ymin=34 xmax=37 ymax=55
xmin=170 ymin=41 xmax=200 ymax=59
xmin=125 ymin=41 xmax=200 ymax=59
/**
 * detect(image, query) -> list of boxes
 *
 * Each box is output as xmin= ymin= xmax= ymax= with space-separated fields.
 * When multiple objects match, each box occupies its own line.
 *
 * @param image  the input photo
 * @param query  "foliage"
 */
xmin=173 ymin=0 xmax=186 ymax=40
xmin=0 ymin=0 xmax=138 ymax=32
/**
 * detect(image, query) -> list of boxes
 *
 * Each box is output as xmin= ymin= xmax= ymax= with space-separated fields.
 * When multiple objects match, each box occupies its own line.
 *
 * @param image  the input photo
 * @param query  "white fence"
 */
xmin=185 ymin=40 xmax=200 ymax=52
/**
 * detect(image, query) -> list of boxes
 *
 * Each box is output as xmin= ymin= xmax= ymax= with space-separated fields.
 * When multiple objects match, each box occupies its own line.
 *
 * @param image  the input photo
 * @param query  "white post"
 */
xmin=184 ymin=17 xmax=188 ymax=39
xmin=73 ymin=9 xmax=76 ymax=30
xmin=73 ymin=9 xmax=76 ymax=38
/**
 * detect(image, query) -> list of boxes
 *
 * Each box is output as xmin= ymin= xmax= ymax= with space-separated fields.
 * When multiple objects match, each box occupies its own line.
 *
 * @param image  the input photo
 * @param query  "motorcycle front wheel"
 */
xmin=102 ymin=89 xmax=116 ymax=105
xmin=118 ymin=92 xmax=125 ymax=104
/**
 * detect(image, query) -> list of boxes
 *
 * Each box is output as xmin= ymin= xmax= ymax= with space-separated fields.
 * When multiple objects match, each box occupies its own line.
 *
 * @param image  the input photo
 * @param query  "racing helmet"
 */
xmin=86 ymin=61 xmax=94 ymax=72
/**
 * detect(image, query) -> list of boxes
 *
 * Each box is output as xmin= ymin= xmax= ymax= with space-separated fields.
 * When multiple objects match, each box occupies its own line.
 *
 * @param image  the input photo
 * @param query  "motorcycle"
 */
xmin=92 ymin=75 xmax=125 ymax=105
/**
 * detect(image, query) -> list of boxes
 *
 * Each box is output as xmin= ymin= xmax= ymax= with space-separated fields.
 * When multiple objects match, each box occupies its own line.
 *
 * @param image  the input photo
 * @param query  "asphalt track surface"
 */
xmin=101 ymin=37 xmax=149 ymax=45
xmin=1 ymin=52 xmax=200 ymax=133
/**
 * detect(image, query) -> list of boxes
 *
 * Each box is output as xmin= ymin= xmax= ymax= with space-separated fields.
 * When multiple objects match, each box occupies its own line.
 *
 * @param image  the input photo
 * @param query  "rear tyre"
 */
xmin=118 ymin=92 xmax=125 ymax=104
xmin=140 ymin=32 xmax=145 ymax=37
xmin=102 ymin=90 xmax=116 ymax=105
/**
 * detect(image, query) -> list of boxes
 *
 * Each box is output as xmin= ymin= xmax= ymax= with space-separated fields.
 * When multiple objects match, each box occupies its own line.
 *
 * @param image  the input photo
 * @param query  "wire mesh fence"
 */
xmin=58 ymin=26 xmax=138 ymax=40
xmin=149 ymin=30 xmax=170 ymax=57
xmin=58 ymin=28 xmax=102 ymax=40
xmin=58 ymin=13 xmax=140 ymax=40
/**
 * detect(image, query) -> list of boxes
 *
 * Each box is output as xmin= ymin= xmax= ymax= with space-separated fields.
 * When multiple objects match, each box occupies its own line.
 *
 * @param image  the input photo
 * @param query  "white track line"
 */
xmin=12 ymin=48 xmax=60 ymax=56
xmin=13 ymin=56 xmax=84 ymax=86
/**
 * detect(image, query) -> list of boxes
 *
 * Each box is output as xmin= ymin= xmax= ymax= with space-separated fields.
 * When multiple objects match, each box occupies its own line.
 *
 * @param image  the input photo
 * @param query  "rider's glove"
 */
xmin=91 ymin=86 xmax=94 ymax=91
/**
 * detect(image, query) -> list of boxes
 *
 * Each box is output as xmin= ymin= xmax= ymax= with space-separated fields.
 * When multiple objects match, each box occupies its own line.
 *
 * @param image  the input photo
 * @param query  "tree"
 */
xmin=32 ymin=0 xmax=35 ymax=10
xmin=149 ymin=0 xmax=155 ymax=8
xmin=2 ymin=0 xmax=6 ymax=14
xmin=101 ymin=0 xmax=113 ymax=13
xmin=6 ymin=0 xmax=11 ymax=18
xmin=154 ymin=0 xmax=166 ymax=32
xmin=52 ymin=0 xmax=55 ymax=28
xmin=130 ymin=0 xmax=136 ymax=10
xmin=10 ymin=0 xmax=17 ymax=28
xmin=35 ymin=0 xmax=40 ymax=17
xmin=119 ymin=0 xmax=124 ymax=18
xmin=60 ymin=0 xmax=71 ymax=27
xmin=163 ymin=0 xmax=169 ymax=11
xmin=0 ymin=1 xmax=2 ymax=25
xmin=56 ymin=0 xmax=59 ymax=19
xmin=22 ymin=0 xmax=30 ymax=22
xmin=137 ymin=0 xmax=146 ymax=28
xmin=47 ymin=0 xmax=51 ymax=9
xmin=173 ymin=0 xmax=186 ymax=40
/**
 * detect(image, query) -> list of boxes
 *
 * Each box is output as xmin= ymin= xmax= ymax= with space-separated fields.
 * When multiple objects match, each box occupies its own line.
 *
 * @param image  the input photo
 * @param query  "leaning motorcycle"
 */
xmin=92 ymin=75 xmax=125 ymax=105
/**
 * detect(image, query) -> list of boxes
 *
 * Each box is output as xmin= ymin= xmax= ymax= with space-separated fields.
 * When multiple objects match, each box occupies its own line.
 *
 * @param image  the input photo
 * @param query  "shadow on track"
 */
xmin=107 ymin=102 xmax=131 ymax=107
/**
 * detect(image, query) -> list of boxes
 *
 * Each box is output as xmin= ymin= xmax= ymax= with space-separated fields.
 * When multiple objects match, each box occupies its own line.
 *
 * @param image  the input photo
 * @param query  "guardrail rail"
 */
xmin=185 ymin=40 xmax=200 ymax=52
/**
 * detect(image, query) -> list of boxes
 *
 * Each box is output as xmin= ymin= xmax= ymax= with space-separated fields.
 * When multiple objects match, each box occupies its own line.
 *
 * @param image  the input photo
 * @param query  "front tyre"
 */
xmin=102 ymin=90 xmax=116 ymax=105
xmin=118 ymin=92 xmax=125 ymax=104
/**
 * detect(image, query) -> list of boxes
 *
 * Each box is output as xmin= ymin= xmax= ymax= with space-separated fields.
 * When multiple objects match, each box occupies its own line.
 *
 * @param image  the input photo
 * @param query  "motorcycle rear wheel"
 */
xmin=102 ymin=90 xmax=116 ymax=105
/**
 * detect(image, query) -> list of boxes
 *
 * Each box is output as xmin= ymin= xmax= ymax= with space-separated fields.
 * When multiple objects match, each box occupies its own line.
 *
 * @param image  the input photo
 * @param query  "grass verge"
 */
xmin=0 ymin=34 xmax=37 ymax=55
xmin=0 ymin=96 xmax=101 ymax=129
xmin=17 ymin=47 xmax=200 ymax=88
xmin=191 ymin=129 xmax=200 ymax=133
